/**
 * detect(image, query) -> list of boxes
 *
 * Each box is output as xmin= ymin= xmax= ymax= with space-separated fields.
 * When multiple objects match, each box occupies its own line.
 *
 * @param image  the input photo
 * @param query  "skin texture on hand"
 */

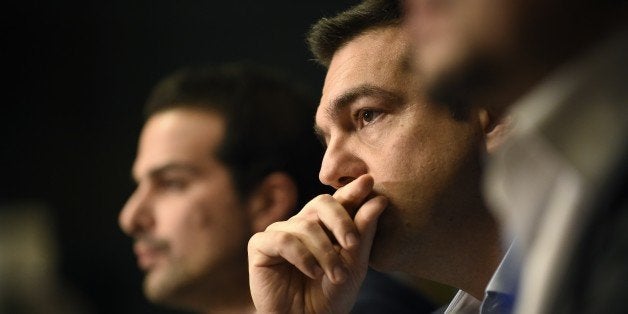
xmin=248 ymin=175 xmax=388 ymax=313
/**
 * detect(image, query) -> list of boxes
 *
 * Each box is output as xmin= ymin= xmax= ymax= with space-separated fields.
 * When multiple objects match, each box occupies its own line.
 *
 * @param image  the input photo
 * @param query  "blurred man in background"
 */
xmin=119 ymin=62 xmax=434 ymax=313
xmin=405 ymin=0 xmax=628 ymax=312
xmin=119 ymin=63 xmax=323 ymax=313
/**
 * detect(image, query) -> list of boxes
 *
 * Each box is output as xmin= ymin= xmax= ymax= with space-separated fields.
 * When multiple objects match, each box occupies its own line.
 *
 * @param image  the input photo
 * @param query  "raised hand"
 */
xmin=248 ymin=174 xmax=388 ymax=313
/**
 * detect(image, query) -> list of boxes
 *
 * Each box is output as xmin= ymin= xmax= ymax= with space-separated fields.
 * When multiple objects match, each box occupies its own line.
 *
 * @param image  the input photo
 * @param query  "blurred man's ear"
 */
xmin=478 ymin=108 xmax=512 ymax=154
xmin=246 ymin=172 xmax=298 ymax=233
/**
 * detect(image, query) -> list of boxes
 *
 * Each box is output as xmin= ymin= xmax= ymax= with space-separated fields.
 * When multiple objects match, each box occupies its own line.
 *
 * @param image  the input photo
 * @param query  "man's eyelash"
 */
xmin=354 ymin=108 xmax=382 ymax=125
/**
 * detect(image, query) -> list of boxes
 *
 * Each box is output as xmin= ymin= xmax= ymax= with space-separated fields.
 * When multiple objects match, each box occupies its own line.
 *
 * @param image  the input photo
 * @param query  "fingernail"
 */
xmin=376 ymin=196 xmax=388 ymax=211
xmin=345 ymin=232 xmax=359 ymax=247
xmin=333 ymin=265 xmax=346 ymax=283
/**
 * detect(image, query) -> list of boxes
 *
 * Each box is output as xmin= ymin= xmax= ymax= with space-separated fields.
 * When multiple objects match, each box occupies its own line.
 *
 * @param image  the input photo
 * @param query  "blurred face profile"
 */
xmin=404 ymin=0 xmax=551 ymax=111
xmin=316 ymin=26 xmax=489 ymax=273
xmin=119 ymin=108 xmax=251 ymax=307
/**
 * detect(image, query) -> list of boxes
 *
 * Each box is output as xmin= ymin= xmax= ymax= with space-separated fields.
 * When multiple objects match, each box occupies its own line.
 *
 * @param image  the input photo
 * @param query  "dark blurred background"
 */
xmin=1 ymin=1 xmax=358 ymax=313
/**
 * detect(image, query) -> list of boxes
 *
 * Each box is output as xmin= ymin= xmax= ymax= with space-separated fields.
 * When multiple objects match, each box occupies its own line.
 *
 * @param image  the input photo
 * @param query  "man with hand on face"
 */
xmin=247 ymin=0 xmax=510 ymax=313
xmin=405 ymin=0 xmax=628 ymax=313
xmin=119 ymin=62 xmax=434 ymax=314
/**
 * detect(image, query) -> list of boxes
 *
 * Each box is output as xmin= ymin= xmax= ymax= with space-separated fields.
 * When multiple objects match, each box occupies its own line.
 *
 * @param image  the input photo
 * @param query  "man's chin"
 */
xmin=369 ymin=243 xmax=404 ymax=274
xmin=144 ymin=272 xmax=167 ymax=302
xmin=367 ymin=216 xmax=401 ymax=272
xmin=143 ymin=268 xmax=181 ymax=304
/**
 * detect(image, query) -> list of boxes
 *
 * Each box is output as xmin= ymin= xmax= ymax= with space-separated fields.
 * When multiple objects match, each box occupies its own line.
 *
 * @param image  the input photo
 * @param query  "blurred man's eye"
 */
xmin=157 ymin=177 xmax=189 ymax=191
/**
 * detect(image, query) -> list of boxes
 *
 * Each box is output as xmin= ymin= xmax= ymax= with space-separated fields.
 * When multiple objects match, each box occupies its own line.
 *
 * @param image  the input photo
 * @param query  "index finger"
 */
xmin=332 ymin=174 xmax=374 ymax=215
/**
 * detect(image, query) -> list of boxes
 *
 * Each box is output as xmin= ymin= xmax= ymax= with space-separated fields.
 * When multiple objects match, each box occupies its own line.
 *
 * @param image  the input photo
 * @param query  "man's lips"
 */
xmin=133 ymin=239 xmax=168 ymax=271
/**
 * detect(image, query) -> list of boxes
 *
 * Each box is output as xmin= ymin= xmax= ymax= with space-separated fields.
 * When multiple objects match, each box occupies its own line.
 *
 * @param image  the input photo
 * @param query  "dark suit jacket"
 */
xmin=551 ymin=151 xmax=628 ymax=314
xmin=351 ymin=268 xmax=436 ymax=314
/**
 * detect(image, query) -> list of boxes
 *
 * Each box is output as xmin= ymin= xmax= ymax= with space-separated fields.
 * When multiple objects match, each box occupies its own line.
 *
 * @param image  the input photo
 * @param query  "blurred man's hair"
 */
xmin=144 ymin=62 xmax=325 ymax=207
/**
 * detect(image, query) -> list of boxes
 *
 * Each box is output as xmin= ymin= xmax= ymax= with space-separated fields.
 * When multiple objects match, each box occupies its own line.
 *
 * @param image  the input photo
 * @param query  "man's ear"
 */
xmin=246 ymin=172 xmax=298 ymax=233
xmin=478 ymin=108 xmax=512 ymax=154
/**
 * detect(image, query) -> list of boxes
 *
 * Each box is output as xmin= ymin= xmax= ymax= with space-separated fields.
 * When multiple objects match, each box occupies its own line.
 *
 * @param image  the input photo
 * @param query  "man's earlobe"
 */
xmin=247 ymin=172 xmax=298 ymax=233
xmin=479 ymin=108 xmax=512 ymax=154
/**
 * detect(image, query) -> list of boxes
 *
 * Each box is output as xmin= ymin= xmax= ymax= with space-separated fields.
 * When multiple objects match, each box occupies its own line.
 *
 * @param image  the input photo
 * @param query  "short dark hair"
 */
xmin=144 ymin=62 xmax=326 ymax=207
xmin=307 ymin=0 xmax=403 ymax=67
xmin=308 ymin=0 xmax=474 ymax=120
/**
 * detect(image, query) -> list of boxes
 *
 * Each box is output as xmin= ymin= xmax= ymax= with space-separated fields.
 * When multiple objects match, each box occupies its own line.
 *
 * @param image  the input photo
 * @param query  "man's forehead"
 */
xmin=322 ymin=27 xmax=411 ymax=96
xmin=132 ymin=155 xmax=200 ymax=181
xmin=133 ymin=112 xmax=222 ymax=180
xmin=327 ymin=26 xmax=409 ymax=70
xmin=315 ymin=26 xmax=414 ymax=140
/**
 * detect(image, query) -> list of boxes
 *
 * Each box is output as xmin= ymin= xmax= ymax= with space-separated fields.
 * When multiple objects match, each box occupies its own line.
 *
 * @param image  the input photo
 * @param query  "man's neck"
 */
xmin=399 ymin=204 xmax=504 ymax=301
xmin=455 ymin=216 xmax=504 ymax=300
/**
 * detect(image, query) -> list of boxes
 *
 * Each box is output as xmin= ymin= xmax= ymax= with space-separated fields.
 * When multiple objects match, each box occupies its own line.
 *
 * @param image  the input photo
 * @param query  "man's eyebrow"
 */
xmin=314 ymin=84 xmax=404 ymax=146
xmin=324 ymin=84 xmax=404 ymax=121
xmin=133 ymin=163 xmax=199 ymax=181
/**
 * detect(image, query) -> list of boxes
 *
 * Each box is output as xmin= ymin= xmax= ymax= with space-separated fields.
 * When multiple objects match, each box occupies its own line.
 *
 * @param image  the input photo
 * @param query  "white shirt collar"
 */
xmin=444 ymin=245 xmax=519 ymax=314
xmin=444 ymin=290 xmax=481 ymax=314
xmin=485 ymin=242 xmax=520 ymax=296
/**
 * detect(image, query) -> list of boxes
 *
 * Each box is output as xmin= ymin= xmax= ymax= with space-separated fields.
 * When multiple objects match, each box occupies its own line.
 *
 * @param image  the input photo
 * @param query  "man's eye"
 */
xmin=357 ymin=109 xmax=382 ymax=125
xmin=159 ymin=179 xmax=188 ymax=190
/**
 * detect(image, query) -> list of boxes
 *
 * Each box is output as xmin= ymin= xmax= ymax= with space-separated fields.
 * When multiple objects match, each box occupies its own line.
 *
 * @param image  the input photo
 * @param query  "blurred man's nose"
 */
xmin=119 ymin=185 xmax=155 ymax=236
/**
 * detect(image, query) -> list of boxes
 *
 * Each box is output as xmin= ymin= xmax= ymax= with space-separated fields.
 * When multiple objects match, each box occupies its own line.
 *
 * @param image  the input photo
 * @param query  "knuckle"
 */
xmin=295 ymin=246 xmax=313 ymax=262
xmin=247 ymin=232 xmax=262 ymax=248
xmin=300 ymin=194 xmax=336 ymax=220
xmin=265 ymin=221 xmax=285 ymax=232
xmin=312 ymin=193 xmax=334 ymax=204
xmin=274 ymin=231 xmax=294 ymax=246
xmin=297 ymin=219 xmax=320 ymax=232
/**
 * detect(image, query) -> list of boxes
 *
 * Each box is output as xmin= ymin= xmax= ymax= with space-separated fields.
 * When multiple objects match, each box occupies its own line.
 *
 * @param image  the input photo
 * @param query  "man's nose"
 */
xmin=318 ymin=138 xmax=368 ymax=190
xmin=119 ymin=185 xmax=155 ymax=236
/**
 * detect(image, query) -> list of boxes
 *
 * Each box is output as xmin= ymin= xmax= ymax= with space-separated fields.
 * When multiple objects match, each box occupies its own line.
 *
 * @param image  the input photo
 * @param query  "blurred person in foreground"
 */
xmin=405 ymin=0 xmax=628 ymax=312
xmin=119 ymin=62 xmax=433 ymax=313
xmin=246 ymin=0 xmax=512 ymax=313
